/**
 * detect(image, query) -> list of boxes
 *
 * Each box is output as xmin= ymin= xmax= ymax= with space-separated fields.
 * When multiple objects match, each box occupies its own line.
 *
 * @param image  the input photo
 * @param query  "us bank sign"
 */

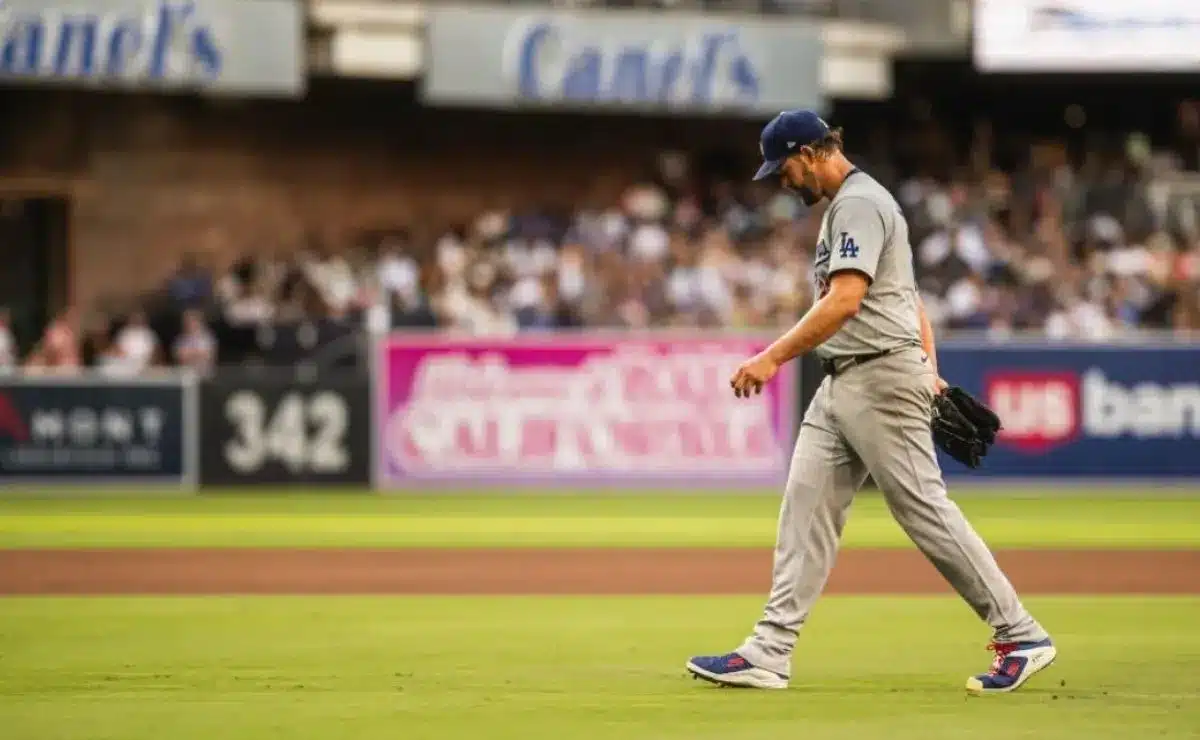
xmin=423 ymin=5 xmax=824 ymax=117
xmin=0 ymin=0 xmax=303 ymax=96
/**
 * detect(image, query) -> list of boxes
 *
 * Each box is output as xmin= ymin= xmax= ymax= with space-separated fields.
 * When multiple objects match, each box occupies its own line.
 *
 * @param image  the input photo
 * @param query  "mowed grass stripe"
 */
xmin=0 ymin=494 xmax=1197 ymax=549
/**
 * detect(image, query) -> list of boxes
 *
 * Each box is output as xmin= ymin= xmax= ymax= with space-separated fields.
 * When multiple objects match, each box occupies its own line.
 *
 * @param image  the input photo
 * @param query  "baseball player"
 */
xmin=685 ymin=110 xmax=1056 ymax=694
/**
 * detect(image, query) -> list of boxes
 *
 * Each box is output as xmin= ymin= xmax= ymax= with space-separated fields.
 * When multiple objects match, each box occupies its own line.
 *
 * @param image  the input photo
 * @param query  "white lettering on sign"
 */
xmin=29 ymin=405 xmax=164 ymax=446
xmin=1082 ymin=369 xmax=1200 ymax=439
xmin=385 ymin=349 xmax=782 ymax=474
xmin=991 ymin=379 xmax=1076 ymax=442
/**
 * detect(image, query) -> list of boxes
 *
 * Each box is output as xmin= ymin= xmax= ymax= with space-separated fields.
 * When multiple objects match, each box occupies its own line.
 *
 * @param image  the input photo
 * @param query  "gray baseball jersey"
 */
xmin=812 ymin=170 xmax=922 ymax=359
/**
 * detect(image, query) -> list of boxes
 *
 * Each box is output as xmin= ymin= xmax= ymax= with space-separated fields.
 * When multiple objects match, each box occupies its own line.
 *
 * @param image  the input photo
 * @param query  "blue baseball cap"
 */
xmin=753 ymin=110 xmax=832 ymax=181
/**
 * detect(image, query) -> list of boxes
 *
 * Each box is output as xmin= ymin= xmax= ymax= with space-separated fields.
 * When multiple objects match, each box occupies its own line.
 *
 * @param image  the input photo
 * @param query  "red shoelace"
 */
xmin=985 ymin=641 xmax=1018 ymax=675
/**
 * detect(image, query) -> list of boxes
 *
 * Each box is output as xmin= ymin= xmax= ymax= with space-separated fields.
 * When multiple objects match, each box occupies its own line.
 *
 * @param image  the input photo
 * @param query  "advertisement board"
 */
xmin=937 ymin=343 xmax=1200 ymax=478
xmin=0 ymin=375 xmax=193 ymax=486
xmin=422 ymin=5 xmax=824 ymax=117
xmin=0 ymin=0 xmax=305 ymax=96
xmin=198 ymin=372 xmax=372 ymax=487
xmin=377 ymin=334 xmax=796 ymax=488
xmin=973 ymin=0 xmax=1200 ymax=72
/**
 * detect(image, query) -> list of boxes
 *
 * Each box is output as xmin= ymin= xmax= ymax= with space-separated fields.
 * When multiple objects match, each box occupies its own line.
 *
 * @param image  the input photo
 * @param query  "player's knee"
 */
xmin=876 ymin=478 xmax=951 ymax=522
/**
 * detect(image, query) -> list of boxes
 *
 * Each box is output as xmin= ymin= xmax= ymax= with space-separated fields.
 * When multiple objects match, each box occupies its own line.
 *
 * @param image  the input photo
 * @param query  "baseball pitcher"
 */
xmin=686 ymin=110 xmax=1056 ymax=695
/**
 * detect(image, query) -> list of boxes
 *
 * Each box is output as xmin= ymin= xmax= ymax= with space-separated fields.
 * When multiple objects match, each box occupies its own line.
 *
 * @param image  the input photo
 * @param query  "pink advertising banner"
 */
xmin=377 ymin=334 xmax=796 ymax=488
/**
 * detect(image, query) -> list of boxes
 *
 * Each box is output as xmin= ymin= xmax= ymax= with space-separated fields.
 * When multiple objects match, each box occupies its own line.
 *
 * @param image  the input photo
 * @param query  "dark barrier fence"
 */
xmin=197 ymin=370 xmax=372 ymax=486
xmin=0 ymin=334 xmax=1196 ymax=490
xmin=0 ymin=375 xmax=193 ymax=486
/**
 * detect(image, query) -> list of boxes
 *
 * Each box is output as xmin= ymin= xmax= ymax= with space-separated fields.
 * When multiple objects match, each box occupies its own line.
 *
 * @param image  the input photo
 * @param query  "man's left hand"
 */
xmin=934 ymin=376 xmax=949 ymax=394
xmin=730 ymin=352 xmax=780 ymax=398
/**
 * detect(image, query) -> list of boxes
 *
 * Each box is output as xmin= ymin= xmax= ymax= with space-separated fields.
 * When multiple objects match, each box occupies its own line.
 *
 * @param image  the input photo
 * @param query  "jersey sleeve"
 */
xmin=826 ymin=196 xmax=888 ymax=282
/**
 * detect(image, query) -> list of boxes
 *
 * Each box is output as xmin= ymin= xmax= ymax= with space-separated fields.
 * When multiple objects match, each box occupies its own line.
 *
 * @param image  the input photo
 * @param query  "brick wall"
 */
xmin=0 ymin=84 xmax=759 ymax=310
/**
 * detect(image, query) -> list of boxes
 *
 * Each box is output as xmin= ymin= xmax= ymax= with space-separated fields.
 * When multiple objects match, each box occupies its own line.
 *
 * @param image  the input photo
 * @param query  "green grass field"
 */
xmin=1 ymin=491 xmax=1199 ymax=548
xmin=1 ymin=491 xmax=1198 ymax=739
xmin=1 ymin=596 xmax=1197 ymax=740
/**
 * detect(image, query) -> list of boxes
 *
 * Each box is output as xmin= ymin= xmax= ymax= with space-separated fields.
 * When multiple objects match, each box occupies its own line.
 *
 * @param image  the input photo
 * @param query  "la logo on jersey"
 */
xmin=837 ymin=232 xmax=859 ymax=259
xmin=985 ymin=369 xmax=1200 ymax=453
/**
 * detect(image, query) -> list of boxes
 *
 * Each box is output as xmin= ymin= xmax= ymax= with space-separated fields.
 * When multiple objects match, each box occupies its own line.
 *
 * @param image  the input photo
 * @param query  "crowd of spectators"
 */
xmin=0 ymin=304 xmax=216 ymax=377
xmin=3 ymin=119 xmax=1199 ymax=376
xmin=196 ymin=122 xmax=1200 ymax=344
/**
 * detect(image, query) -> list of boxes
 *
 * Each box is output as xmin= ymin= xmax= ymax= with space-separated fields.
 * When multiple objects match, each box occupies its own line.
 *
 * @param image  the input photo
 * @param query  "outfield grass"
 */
xmin=0 ymin=596 xmax=1196 ymax=740
xmin=0 ymin=493 xmax=1197 ymax=549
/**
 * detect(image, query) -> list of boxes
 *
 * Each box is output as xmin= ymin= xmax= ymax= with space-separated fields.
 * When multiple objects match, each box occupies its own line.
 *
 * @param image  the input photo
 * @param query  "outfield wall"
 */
xmin=0 ymin=333 xmax=1196 ymax=491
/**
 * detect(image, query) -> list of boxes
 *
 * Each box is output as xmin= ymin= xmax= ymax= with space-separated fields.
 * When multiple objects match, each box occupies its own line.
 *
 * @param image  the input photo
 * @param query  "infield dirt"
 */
xmin=0 ymin=548 xmax=1197 ymax=595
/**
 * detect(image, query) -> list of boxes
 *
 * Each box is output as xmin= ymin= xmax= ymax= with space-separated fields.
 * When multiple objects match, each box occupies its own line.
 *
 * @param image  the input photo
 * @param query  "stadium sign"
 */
xmin=973 ymin=0 xmax=1200 ymax=72
xmin=0 ymin=375 xmax=194 ymax=486
xmin=986 ymin=370 xmax=1200 ymax=450
xmin=936 ymin=343 xmax=1200 ymax=479
xmin=507 ymin=23 xmax=760 ymax=110
xmin=197 ymin=371 xmax=372 ymax=487
xmin=376 ymin=333 xmax=797 ymax=489
xmin=0 ymin=0 xmax=304 ymax=96
xmin=422 ymin=5 xmax=824 ymax=116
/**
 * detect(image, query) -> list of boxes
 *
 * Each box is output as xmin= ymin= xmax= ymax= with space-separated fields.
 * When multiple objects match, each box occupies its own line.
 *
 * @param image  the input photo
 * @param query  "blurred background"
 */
xmin=0 ymin=0 xmax=1197 ymax=487
xmin=2 ymin=8 xmax=1197 ymax=737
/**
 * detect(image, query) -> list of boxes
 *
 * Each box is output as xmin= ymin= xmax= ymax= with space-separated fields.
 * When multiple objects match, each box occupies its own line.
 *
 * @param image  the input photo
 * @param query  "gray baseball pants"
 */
xmin=737 ymin=346 xmax=1047 ymax=677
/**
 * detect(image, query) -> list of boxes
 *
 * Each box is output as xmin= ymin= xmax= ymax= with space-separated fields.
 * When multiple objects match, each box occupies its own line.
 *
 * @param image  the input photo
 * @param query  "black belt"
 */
xmin=821 ymin=350 xmax=892 ymax=378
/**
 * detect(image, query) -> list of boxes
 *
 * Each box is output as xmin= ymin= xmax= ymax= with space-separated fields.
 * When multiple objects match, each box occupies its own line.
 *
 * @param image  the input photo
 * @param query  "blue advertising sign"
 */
xmin=937 ymin=343 xmax=1200 ymax=479
xmin=0 ymin=0 xmax=303 ymax=97
xmin=0 ymin=376 xmax=194 ymax=486
xmin=423 ymin=5 xmax=824 ymax=117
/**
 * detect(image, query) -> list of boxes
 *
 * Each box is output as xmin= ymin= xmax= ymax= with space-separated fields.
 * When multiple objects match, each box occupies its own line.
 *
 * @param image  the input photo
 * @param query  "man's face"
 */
xmin=780 ymin=154 xmax=823 ymax=206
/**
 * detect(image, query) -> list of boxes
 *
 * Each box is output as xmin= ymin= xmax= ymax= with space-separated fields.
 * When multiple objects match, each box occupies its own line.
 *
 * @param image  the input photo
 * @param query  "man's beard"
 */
xmin=784 ymin=176 xmax=822 ymax=206
xmin=796 ymin=185 xmax=822 ymax=206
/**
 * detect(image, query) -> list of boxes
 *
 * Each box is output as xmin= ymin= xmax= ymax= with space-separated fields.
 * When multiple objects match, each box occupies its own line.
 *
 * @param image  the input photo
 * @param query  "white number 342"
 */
xmin=224 ymin=391 xmax=349 ymax=474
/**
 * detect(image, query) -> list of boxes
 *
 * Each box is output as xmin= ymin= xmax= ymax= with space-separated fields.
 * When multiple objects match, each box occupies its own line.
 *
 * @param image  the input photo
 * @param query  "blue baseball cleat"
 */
xmin=686 ymin=652 xmax=789 ymax=689
xmin=966 ymin=638 xmax=1057 ymax=694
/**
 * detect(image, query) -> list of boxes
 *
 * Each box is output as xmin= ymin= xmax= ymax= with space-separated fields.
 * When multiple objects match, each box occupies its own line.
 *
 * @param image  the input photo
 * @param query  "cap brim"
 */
xmin=753 ymin=158 xmax=784 ymax=181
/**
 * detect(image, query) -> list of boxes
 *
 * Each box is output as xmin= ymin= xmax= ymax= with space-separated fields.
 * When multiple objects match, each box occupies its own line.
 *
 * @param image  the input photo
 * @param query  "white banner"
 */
xmin=0 ymin=0 xmax=304 ymax=96
xmin=973 ymin=0 xmax=1200 ymax=72
xmin=422 ymin=5 xmax=824 ymax=117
